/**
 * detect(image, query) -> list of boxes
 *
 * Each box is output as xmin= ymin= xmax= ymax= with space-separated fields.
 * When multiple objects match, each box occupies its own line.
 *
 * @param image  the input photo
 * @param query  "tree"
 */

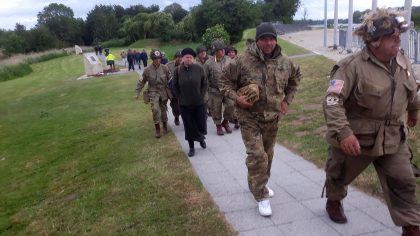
xmin=201 ymin=24 xmax=230 ymax=50
xmin=192 ymin=0 xmax=261 ymax=44
xmin=122 ymin=12 xmax=175 ymax=42
xmin=262 ymin=0 xmax=301 ymax=23
xmin=37 ymin=3 xmax=74 ymax=25
xmin=85 ymin=5 xmax=120 ymax=45
xmin=163 ymin=3 xmax=189 ymax=23
xmin=36 ymin=3 xmax=84 ymax=45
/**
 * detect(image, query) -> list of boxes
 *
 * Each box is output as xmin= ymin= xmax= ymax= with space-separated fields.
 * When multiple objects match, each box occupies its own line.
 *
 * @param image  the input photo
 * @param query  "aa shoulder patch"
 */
xmin=327 ymin=79 xmax=344 ymax=94
xmin=326 ymin=95 xmax=339 ymax=106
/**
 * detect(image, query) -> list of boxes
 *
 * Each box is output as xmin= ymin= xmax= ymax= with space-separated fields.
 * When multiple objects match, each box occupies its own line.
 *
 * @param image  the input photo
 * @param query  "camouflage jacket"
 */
xmin=219 ymin=43 xmax=301 ymax=121
xmin=323 ymin=47 xmax=420 ymax=156
xmin=135 ymin=63 xmax=171 ymax=100
xmin=204 ymin=55 xmax=232 ymax=91
xmin=166 ymin=60 xmax=180 ymax=75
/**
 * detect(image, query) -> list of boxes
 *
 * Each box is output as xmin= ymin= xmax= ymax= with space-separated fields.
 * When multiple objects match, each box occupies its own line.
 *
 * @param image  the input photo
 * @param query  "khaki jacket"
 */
xmin=324 ymin=47 xmax=420 ymax=156
xmin=204 ymin=55 xmax=232 ymax=91
xmin=135 ymin=63 xmax=171 ymax=101
xmin=219 ymin=43 xmax=302 ymax=121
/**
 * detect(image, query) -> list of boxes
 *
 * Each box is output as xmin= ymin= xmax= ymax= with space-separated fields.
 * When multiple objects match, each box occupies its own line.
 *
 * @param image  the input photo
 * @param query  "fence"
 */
xmin=339 ymin=28 xmax=420 ymax=63
xmin=408 ymin=29 xmax=420 ymax=63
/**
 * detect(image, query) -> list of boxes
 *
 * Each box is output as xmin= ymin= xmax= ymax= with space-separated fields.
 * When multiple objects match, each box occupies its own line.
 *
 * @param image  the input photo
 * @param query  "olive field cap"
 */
xmin=354 ymin=8 xmax=409 ymax=42
xmin=256 ymin=22 xmax=277 ymax=41
xmin=150 ymin=49 xmax=162 ymax=60
xmin=196 ymin=45 xmax=207 ymax=54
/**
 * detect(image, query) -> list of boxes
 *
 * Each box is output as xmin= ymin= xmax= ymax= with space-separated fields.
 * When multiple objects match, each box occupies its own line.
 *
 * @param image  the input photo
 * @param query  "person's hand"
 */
xmin=236 ymin=96 xmax=252 ymax=109
xmin=280 ymin=100 xmax=289 ymax=115
xmin=134 ymin=95 xmax=139 ymax=100
xmin=340 ymin=134 xmax=361 ymax=157
xmin=407 ymin=117 xmax=418 ymax=128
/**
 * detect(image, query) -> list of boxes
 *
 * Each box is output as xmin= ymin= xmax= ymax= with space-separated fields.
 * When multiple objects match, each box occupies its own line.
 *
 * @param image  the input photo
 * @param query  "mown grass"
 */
xmin=0 ymin=54 xmax=234 ymax=235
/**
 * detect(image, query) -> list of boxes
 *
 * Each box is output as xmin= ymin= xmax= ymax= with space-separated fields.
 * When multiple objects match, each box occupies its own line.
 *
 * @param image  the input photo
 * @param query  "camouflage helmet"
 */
xmin=196 ymin=45 xmax=207 ymax=54
xmin=150 ymin=49 xmax=162 ymax=60
xmin=211 ymin=39 xmax=225 ymax=54
xmin=237 ymin=84 xmax=259 ymax=105
xmin=174 ymin=49 xmax=183 ymax=58
xmin=354 ymin=8 xmax=409 ymax=43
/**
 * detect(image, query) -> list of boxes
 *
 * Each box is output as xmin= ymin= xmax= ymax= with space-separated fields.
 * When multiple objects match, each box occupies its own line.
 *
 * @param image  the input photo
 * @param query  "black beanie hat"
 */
xmin=255 ymin=22 xmax=277 ymax=41
xmin=181 ymin=47 xmax=196 ymax=57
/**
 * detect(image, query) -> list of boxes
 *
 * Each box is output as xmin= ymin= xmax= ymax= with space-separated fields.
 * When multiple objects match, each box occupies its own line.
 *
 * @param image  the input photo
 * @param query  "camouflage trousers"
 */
xmin=208 ymin=89 xmax=234 ymax=125
xmin=325 ymin=142 xmax=420 ymax=226
xmin=240 ymin=116 xmax=278 ymax=201
xmin=149 ymin=96 xmax=168 ymax=124
xmin=170 ymin=98 xmax=181 ymax=117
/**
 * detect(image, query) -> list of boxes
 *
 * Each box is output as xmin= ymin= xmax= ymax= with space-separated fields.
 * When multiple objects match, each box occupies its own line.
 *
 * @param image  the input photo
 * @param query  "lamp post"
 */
xmin=333 ymin=0 xmax=338 ymax=49
xmin=401 ymin=0 xmax=412 ymax=53
xmin=346 ymin=0 xmax=353 ymax=53
xmin=324 ymin=0 xmax=328 ymax=47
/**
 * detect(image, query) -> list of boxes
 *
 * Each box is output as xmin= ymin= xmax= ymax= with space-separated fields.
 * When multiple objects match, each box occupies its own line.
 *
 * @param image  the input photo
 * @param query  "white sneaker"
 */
xmin=267 ymin=186 xmax=274 ymax=198
xmin=258 ymin=199 xmax=272 ymax=216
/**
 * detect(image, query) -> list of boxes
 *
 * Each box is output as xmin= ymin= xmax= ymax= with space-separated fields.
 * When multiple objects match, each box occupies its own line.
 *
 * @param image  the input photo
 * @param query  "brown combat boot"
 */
xmin=221 ymin=119 xmax=232 ymax=133
xmin=326 ymin=199 xmax=347 ymax=223
xmin=402 ymin=226 xmax=420 ymax=236
xmin=233 ymin=119 xmax=240 ymax=129
xmin=154 ymin=123 xmax=161 ymax=138
xmin=216 ymin=125 xmax=224 ymax=136
xmin=162 ymin=122 xmax=168 ymax=134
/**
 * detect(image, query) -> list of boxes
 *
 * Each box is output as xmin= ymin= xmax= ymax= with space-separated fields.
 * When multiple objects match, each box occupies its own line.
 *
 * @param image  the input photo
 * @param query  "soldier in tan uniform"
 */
xmin=196 ymin=45 xmax=209 ymax=66
xmin=323 ymin=9 xmax=420 ymax=236
xmin=166 ymin=49 xmax=183 ymax=125
xmin=134 ymin=49 xmax=171 ymax=138
xmin=220 ymin=22 xmax=301 ymax=216
xmin=204 ymin=40 xmax=234 ymax=135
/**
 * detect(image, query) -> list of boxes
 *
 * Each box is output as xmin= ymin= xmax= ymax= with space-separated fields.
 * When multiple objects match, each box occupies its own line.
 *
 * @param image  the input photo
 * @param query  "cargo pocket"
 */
xmin=350 ymin=120 xmax=379 ymax=149
xmin=355 ymin=80 xmax=386 ymax=109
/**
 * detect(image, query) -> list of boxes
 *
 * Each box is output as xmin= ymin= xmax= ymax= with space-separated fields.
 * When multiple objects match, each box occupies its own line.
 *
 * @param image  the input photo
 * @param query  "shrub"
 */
xmin=202 ymin=24 xmax=230 ymax=51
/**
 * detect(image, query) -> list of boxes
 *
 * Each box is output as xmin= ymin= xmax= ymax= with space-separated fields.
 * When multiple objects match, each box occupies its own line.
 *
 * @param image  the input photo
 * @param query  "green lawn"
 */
xmin=0 ymin=55 xmax=234 ymax=235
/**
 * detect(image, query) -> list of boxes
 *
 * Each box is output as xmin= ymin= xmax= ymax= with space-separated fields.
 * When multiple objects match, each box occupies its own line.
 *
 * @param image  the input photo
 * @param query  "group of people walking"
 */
xmin=134 ymin=8 xmax=420 ymax=236
xmin=121 ymin=49 xmax=149 ymax=71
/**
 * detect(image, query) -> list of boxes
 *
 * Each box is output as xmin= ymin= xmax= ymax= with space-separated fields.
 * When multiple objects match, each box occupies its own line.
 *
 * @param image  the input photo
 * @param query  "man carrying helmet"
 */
xmin=219 ymin=22 xmax=301 ymax=217
xmin=322 ymin=8 xmax=420 ymax=236
xmin=166 ymin=49 xmax=183 ymax=125
xmin=204 ymin=39 xmax=235 ymax=135
xmin=134 ymin=49 xmax=171 ymax=138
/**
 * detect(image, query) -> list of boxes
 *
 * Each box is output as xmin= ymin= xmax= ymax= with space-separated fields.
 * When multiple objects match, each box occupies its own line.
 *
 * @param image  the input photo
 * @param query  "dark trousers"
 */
xmin=128 ymin=61 xmax=134 ymax=71
xmin=180 ymin=104 xmax=207 ymax=142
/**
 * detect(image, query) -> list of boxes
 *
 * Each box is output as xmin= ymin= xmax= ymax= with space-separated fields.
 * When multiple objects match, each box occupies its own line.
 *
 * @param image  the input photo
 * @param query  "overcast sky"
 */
xmin=0 ymin=0 xmax=418 ymax=30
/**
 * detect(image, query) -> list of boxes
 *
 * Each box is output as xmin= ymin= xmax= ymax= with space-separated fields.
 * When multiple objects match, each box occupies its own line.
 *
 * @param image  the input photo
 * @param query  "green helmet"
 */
xmin=196 ymin=45 xmax=207 ymax=54
xmin=211 ymin=39 xmax=225 ymax=54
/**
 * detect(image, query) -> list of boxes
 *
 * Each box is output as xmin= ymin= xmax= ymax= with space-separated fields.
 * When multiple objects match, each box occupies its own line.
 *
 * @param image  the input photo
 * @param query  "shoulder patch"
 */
xmin=326 ymin=95 xmax=339 ymax=106
xmin=327 ymin=79 xmax=344 ymax=94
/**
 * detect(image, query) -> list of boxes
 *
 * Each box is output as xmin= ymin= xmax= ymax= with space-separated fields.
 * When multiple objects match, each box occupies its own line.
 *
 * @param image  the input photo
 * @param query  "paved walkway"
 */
xmin=168 ymin=113 xmax=401 ymax=236
xmin=167 ymin=29 xmax=409 ymax=235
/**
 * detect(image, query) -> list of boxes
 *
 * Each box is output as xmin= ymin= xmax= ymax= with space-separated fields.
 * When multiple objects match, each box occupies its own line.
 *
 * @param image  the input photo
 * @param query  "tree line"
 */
xmin=0 ymin=0 xmax=301 ymax=56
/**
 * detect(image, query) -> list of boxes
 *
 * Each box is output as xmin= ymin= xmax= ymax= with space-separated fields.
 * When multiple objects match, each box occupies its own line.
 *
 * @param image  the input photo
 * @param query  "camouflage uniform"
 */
xmin=324 ymin=47 xmax=420 ymax=226
xmin=204 ymin=55 xmax=234 ymax=126
xmin=135 ymin=63 xmax=171 ymax=124
xmin=220 ymin=42 xmax=301 ymax=201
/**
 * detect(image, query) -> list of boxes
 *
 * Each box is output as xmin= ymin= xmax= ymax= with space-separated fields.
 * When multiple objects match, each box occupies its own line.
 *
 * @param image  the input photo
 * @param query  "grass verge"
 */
xmin=0 ymin=55 xmax=235 ymax=235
